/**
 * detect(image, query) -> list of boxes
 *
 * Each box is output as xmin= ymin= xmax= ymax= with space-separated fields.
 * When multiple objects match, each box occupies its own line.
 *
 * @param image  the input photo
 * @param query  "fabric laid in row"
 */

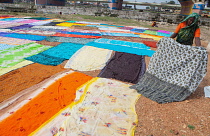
xmin=0 ymin=42 xmax=51 ymax=68
xmin=86 ymin=38 xmax=155 ymax=57
xmin=0 ymin=70 xmax=72 ymax=121
xmin=64 ymin=46 xmax=113 ymax=71
xmin=0 ymin=71 xmax=93 ymax=136
xmin=31 ymin=77 xmax=140 ymax=136
xmin=98 ymin=52 xmax=146 ymax=84
xmin=25 ymin=43 xmax=84 ymax=66
xmin=45 ymin=36 xmax=95 ymax=44
xmin=0 ymin=36 xmax=35 ymax=45
xmin=0 ymin=63 xmax=65 ymax=103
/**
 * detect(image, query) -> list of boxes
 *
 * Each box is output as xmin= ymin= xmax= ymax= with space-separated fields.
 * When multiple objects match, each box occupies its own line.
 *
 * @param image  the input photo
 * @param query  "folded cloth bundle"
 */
xmin=130 ymin=37 xmax=208 ymax=103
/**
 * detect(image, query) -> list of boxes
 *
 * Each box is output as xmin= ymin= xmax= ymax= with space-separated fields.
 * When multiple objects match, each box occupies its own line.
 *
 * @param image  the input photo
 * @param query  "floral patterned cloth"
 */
xmin=31 ymin=77 xmax=140 ymax=136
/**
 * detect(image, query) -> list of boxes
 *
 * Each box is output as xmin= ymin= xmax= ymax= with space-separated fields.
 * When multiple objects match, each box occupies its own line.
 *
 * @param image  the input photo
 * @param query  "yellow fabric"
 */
xmin=56 ymin=22 xmax=87 ymax=27
xmin=139 ymin=33 xmax=163 ymax=41
xmin=0 ymin=60 xmax=34 ymax=76
xmin=64 ymin=46 xmax=113 ymax=71
xmin=31 ymin=78 xmax=141 ymax=136
xmin=30 ymin=78 xmax=97 ymax=136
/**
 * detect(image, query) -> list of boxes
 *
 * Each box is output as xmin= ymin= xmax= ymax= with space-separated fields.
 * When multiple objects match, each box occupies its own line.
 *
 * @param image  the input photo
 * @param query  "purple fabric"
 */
xmin=0 ymin=32 xmax=12 ymax=36
xmin=98 ymin=52 xmax=146 ymax=84
xmin=157 ymin=30 xmax=171 ymax=34
xmin=120 ymin=26 xmax=134 ymax=30
xmin=8 ymin=24 xmax=34 ymax=30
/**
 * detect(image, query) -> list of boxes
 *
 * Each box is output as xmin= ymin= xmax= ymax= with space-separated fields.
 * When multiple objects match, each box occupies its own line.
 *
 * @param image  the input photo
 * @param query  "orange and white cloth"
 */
xmin=31 ymin=77 xmax=140 ymax=136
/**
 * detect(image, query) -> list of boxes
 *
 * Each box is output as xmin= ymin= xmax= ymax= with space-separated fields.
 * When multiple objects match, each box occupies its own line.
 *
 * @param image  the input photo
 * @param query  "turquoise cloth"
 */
xmin=86 ymin=38 xmax=155 ymax=57
xmin=65 ymin=21 xmax=77 ymax=23
xmin=157 ymin=32 xmax=171 ymax=37
xmin=3 ymin=33 xmax=46 ymax=41
xmin=130 ymin=28 xmax=146 ymax=33
xmin=0 ymin=18 xmax=19 ymax=21
xmin=27 ymin=17 xmax=51 ymax=20
xmin=25 ymin=43 xmax=84 ymax=65
xmin=95 ymin=38 xmax=150 ymax=49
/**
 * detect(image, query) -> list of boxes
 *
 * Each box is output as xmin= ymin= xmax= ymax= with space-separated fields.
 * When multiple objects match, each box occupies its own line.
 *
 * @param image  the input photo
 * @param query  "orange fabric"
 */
xmin=174 ymin=22 xmax=200 ymax=37
xmin=52 ymin=33 xmax=102 ymax=39
xmin=141 ymin=40 xmax=157 ymax=48
xmin=0 ymin=72 xmax=92 ymax=136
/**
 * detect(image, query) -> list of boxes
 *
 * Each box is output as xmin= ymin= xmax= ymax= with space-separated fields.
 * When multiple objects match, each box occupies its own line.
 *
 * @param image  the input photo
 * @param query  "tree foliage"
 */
xmin=167 ymin=1 xmax=175 ymax=4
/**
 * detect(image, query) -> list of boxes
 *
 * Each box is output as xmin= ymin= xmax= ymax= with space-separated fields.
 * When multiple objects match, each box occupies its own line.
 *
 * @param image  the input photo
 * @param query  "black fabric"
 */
xmin=130 ymin=72 xmax=191 ymax=104
xmin=98 ymin=52 xmax=146 ymax=84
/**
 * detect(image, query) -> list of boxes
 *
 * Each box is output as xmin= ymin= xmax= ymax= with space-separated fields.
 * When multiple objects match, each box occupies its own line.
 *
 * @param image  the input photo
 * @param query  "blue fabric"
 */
xmin=0 ymin=32 xmax=12 ymax=36
xmin=130 ymin=28 xmax=146 ymax=33
xmin=57 ymin=31 xmax=101 ymax=36
xmin=25 ymin=43 xmax=84 ymax=65
xmin=25 ymin=53 xmax=67 ymax=66
xmin=65 ymin=21 xmax=77 ymax=23
xmin=95 ymin=38 xmax=150 ymax=49
xmin=3 ymin=33 xmax=46 ymax=41
xmin=21 ymin=27 xmax=61 ymax=32
xmin=0 ymin=44 xmax=15 ymax=52
xmin=157 ymin=32 xmax=172 ymax=37
xmin=86 ymin=39 xmax=155 ymax=57
xmin=27 ymin=17 xmax=51 ymax=20
xmin=0 ymin=18 xmax=19 ymax=21
xmin=8 ymin=24 xmax=34 ymax=30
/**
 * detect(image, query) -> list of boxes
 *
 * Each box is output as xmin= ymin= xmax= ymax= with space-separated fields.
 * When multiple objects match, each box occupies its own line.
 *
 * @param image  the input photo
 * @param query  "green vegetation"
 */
xmin=187 ymin=124 xmax=195 ymax=130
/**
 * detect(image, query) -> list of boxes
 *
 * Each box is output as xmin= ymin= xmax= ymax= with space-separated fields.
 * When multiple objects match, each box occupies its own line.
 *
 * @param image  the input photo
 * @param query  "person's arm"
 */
xmin=170 ymin=33 xmax=178 ymax=38
xmin=170 ymin=23 xmax=182 ymax=38
xmin=194 ymin=28 xmax=201 ymax=46
xmin=195 ymin=37 xmax=201 ymax=46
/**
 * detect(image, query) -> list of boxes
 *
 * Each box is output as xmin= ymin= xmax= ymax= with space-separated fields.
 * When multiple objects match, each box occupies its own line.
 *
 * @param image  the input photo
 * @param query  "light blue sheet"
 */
xmin=86 ymin=38 xmax=155 ymax=57
xmin=25 ymin=43 xmax=85 ymax=65
xmin=3 ymin=33 xmax=46 ymax=41
xmin=0 ymin=44 xmax=15 ymax=52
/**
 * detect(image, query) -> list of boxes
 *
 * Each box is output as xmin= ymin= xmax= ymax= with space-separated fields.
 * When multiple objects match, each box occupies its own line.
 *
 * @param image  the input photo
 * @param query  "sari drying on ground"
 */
xmin=98 ymin=52 xmax=146 ymax=84
xmin=31 ymin=78 xmax=140 ymax=136
xmin=0 ymin=71 xmax=92 ymax=136
xmin=64 ymin=46 xmax=113 ymax=71
xmin=86 ymin=38 xmax=155 ymax=57
xmin=25 ymin=43 xmax=84 ymax=66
